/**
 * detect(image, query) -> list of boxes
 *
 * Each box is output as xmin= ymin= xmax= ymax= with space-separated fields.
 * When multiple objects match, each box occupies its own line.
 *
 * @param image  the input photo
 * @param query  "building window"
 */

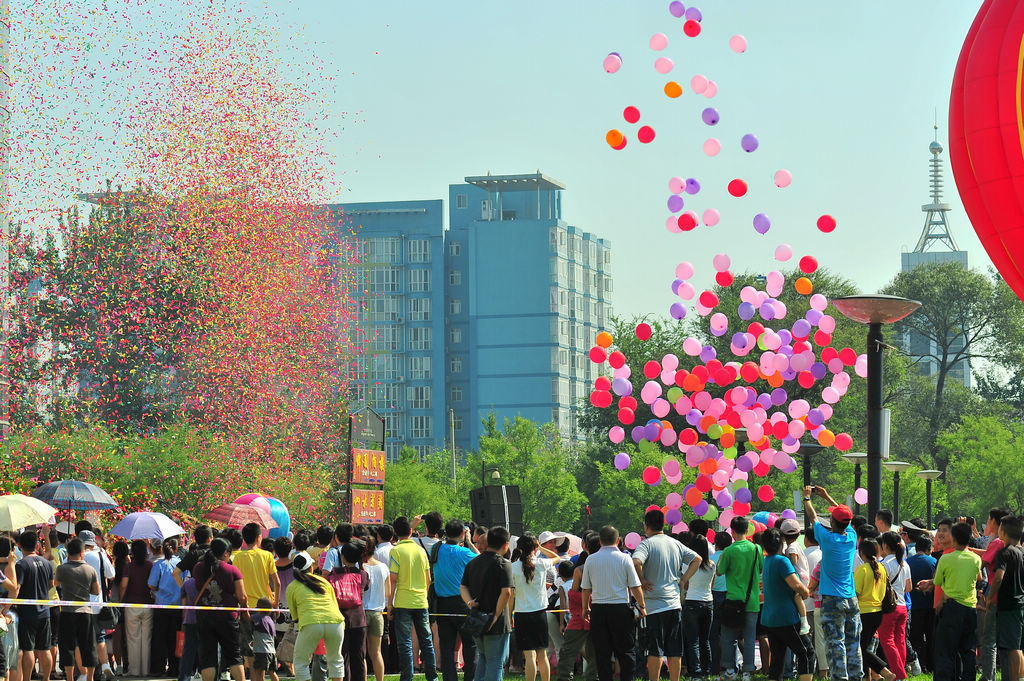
xmin=409 ymin=269 xmax=432 ymax=292
xmin=368 ymin=267 xmax=400 ymax=293
xmin=448 ymin=270 xmax=462 ymax=286
xmin=410 ymin=415 xmax=432 ymax=439
xmin=361 ymin=237 xmax=401 ymax=264
xmin=559 ymin=349 xmax=568 ymax=366
xmin=409 ymin=356 xmax=432 ymax=380
xmin=448 ymin=241 xmax=461 ymax=256
xmin=481 ymin=200 xmax=490 ymax=219
xmin=371 ymin=355 xmax=400 ymax=381
xmin=450 ymin=385 xmax=463 ymax=402
xmin=380 ymin=384 xmax=403 ymax=409
xmin=409 ymin=327 xmax=432 ymax=351
xmin=409 ymin=386 xmax=432 ymax=410
xmin=408 ymin=239 xmax=431 ymax=263
xmin=372 ymin=326 xmax=401 ymax=352
xmin=384 ymin=413 xmax=403 ymax=437
xmin=450 ymin=357 xmax=463 ymax=374
xmin=456 ymin=194 xmax=467 ymax=210
xmin=413 ymin=444 xmax=432 ymax=459
xmin=452 ymin=414 xmax=463 ymax=432
xmin=368 ymin=296 xmax=402 ymax=321
xmin=449 ymin=299 xmax=462 ymax=315
xmin=450 ymin=328 xmax=462 ymax=344
xmin=407 ymin=298 xmax=431 ymax=322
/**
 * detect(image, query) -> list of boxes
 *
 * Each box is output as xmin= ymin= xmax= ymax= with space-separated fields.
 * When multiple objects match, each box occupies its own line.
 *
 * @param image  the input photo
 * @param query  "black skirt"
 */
xmin=513 ymin=609 xmax=550 ymax=651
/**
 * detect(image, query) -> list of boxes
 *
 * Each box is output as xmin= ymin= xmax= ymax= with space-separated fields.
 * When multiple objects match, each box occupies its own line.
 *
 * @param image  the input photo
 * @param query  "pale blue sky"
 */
xmin=270 ymin=0 xmax=987 ymax=316
xmin=12 ymin=0 xmax=990 ymax=317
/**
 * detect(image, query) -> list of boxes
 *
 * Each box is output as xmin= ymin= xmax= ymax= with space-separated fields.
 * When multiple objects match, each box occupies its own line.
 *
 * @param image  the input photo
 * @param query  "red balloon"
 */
xmin=740 ymin=362 xmax=760 ymax=383
xmin=757 ymin=485 xmax=775 ymax=503
xmin=637 ymin=125 xmax=656 ymax=143
xmin=950 ymin=0 xmax=1024 ymax=301
xmin=674 ymin=369 xmax=690 ymax=385
xmin=838 ymin=347 xmax=858 ymax=365
xmin=834 ymin=432 xmax=854 ymax=452
xmin=727 ymin=179 xmax=748 ymax=197
xmin=813 ymin=330 xmax=833 ymax=347
xmin=715 ymin=270 xmax=735 ymax=287
xmin=698 ymin=291 xmax=719 ymax=308
xmin=618 ymin=408 xmax=635 ymax=425
xmin=618 ymin=396 xmax=638 ymax=411
xmin=752 ymin=461 xmax=771 ymax=477
xmin=624 ymin=106 xmax=641 ymax=123
xmin=635 ymin=323 xmax=653 ymax=340
xmin=691 ymin=365 xmax=709 ymax=382
xmin=677 ymin=212 xmax=698 ymax=231
xmin=695 ymin=474 xmax=713 ymax=492
xmin=684 ymin=19 xmax=702 ymax=37
xmin=608 ymin=350 xmax=626 ymax=369
xmin=820 ymin=347 xmax=840 ymax=364
xmin=799 ymin=255 xmax=818 ymax=273
xmin=747 ymin=322 xmax=765 ymax=337
xmin=644 ymin=360 xmax=662 ymax=379
xmin=797 ymin=370 xmax=815 ymax=389
xmin=590 ymin=390 xmax=612 ymax=408
xmin=595 ymin=376 xmax=611 ymax=391
xmin=816 ymin=214 xmax=837 ymax=233
xmin=680 ymin=428 xmax=699 ymax=445
xmin=612 ymin=137 xmax=627 ymax=151
xmin=589 ymin=346 xmax=607 ymax=363
xmin=731 ymin=500 xmax=751 ymax=516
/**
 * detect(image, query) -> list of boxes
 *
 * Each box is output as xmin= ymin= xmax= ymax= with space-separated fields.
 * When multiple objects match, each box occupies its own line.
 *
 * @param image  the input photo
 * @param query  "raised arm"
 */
xmin=802 ymin=485 xmax=818 ymax=526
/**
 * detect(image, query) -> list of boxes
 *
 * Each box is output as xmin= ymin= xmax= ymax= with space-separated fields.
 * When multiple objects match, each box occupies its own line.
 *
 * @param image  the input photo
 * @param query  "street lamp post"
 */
xmin=797 ymin=442 xmax=826 ymax=532
xmin=831 ymin=295 xmax=921 ymax=523
xmin=916 ymin=470 xmax=943 ymax=529
xmin=841 ymin=452 xmax=867 ymax=514
xmin=883 ymin=461 xmax=914 ymax=525
xmin=481 ymin=459 xmax=501 ymax=487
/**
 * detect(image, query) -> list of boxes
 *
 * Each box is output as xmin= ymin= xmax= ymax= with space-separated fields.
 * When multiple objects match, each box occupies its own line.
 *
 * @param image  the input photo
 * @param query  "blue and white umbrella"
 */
xmin=110 ymin=512 xmax=186 ymax=541
xmin=31 ymin=480 xmax=118 ymax=512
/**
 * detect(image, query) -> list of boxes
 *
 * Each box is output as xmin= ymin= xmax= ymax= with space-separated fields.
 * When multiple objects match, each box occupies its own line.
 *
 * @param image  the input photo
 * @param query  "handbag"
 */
xmin=460 ymin=608 xmax=492 ymax=638
xmin=426 ymin=541 xmax=443 ymax=614
xmin=721 ymin=550 xmax=758 ymax=629
xmin=881 ymin=565 xmax=899 ymax=614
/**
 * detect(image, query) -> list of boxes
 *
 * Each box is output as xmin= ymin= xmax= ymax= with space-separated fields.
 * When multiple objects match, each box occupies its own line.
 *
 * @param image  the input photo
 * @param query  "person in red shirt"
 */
xmin=972 ymin=508 xmax=1012 ymax=681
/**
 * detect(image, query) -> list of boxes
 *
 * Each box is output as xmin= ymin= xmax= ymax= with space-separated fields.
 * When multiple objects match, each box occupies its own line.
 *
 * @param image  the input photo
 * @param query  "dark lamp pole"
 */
xmin=916 ymin=469 xmax=943 ymax=529
xmin=883 ymin=461 xmax=914 ymax=525
xmin=841 ymin=452 xmax=867 ymax=513
xmin=797 ymin=442 xmax=826 ymax=533
xmin=831 ymin=295 xmax=921 ymax=523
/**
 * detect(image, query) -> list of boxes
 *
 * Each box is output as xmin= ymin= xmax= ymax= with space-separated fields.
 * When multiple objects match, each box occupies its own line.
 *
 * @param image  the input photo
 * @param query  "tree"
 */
xmin=882 ymin=263 xmax=1024 ymax=462
xmin=468 ymin=415 xmax=587 ymax=534
xmin=383 ymin=447 xmax=471 ymax=522
xmin=939 ymin=416 xmax=1024 ymax=517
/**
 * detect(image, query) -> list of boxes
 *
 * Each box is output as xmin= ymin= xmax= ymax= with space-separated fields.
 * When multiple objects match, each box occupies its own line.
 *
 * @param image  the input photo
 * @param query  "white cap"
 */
xmin=538 ymin=531 xmax=557 ymax=545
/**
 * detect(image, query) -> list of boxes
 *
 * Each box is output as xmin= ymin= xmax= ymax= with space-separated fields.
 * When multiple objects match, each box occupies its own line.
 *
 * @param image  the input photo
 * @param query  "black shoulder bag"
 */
xmin=721 ymin=553 xmax=757 ymax=629
xmin=881 ymin=563 xmax=900 ymax=614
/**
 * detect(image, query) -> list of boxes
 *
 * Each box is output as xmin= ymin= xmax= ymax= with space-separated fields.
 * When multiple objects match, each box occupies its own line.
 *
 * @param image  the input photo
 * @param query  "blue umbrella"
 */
xmin=31 ymin=480 xmax=118 ymax=512
xmin=110 ymin=512 xmax=186 ymax=541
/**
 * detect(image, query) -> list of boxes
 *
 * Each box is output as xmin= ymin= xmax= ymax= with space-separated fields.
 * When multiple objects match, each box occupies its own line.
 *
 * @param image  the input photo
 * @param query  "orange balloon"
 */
xmin=767 ymin=372 xmax=785 ymax=388
xmin=817 ymin=429 xmax=836 ymax=447
xmin=606 ymin=129 xmax=625 ymax=148
xmin=595 ymin=331 xmax=613 ymax=348
xmin=685 ymin=487 xmax=704 ymax=507
xmin=720 ymin=431 xmax=736 ymax=449
xmin=699 ymin=458 xmax=719 ymax=475
xmin=664 ymin=81 xmax=683 ymax=98
xmin=660 ymin=420 xmax=673 ymax=431
xmin=795 ymin=277 xmax=813 ymax=295
xmin=699 ymin=415 xmax=718 ymax=432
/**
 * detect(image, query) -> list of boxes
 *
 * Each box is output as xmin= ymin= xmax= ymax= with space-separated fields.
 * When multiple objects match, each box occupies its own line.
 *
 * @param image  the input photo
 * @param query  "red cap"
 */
xmin=829 ymin=504 xmax=853 ymax=522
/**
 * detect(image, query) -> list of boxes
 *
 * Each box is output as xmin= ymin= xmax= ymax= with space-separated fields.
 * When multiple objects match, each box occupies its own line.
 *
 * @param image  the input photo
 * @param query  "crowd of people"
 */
xmin=0 ymin=494 xmax=1018 ymax=681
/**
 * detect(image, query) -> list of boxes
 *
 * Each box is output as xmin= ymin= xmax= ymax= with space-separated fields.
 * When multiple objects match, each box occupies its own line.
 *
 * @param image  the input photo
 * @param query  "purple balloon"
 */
xmin=736 ymin=456 xmax=753 ymax=473
xmin=644 ymin=423 xmax=661 ymax=441
xmin=781 ymin=456 xmax=798 ymax=474
xmin=770 ymin=387 xmax=788 ymax=405
xmin=792 ymin=319 xmax=811 ymax=338
xmin=614 ymin=452 xmax=631 ymax=470
xmin=731 ymin=332 xmax=748 ymax=348
xmin=683 ymin=484 xmax=695 ymax=495
xmin=781 ymin=369 xmax=797 ymax=380
xmin=686 ymin=409 xmax=703 ymax=426
xmin=735 ymin=487 xmax=753 ymax=504
xmin=671 ymin=279 xmax=682 ymax=295
xmin=693 ymin=500 xmax=709 ymax=516
xmin=759 ymin=301 xmax=776 ymax=320
xmin=807 ymin=409 xmax=824 ymax=427
xmin=741 ymin=134 xmax=759 ymax=152
xmin=778 ymin=329 xmax=793 ymax=346
xmin=782 ymin=435 xmax=797 ymax=446
xmin=665 ymin=507 xmax=682 ymax=525
xmin=612 ymin=377 xmax=632 ymax=396
xmin=781 ymin=509 xmax=797 ymax=519
xmin=700 ymin=345 xmax=717 ymax=362
xmin=715 ymin=490 xmax=733 ymax=508
xmin=742 ymin=389 xmax=757 ymax=407
xmin=668 ymin=194 xmax=685 ymax=212
xmin=701 ymin=107 xmax=720 ymax=125
xmin=753 ymin=213 xmax=772 ymax=234
xmin=757 ymin=393 xmax=773 ymax=409
xmin=631 ymin=426 xmax=645 ymax=443
xmin=810 ymin=362 xmax=828 ymax=379
xmin=738 ymin=301 xmax=756 ymax=320
xmin=685 ymin=178 xmax=701 ymax=195
xmin=805 ymin=308 xmax=824 ymax=325
xmin=669 ymin=1 xmax=686 ymax=18
xmin=684 ymin=7 xmax=703 ymax=21
xmin=670 ymin=302 xmax=687 ymax=320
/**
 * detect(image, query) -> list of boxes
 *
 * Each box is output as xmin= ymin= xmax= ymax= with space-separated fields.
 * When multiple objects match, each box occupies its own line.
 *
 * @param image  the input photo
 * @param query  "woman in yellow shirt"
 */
xmin=854 ymin=539 xmax=896 ymax=681
xmin=286 ymin=552 xmax=345 ymax=681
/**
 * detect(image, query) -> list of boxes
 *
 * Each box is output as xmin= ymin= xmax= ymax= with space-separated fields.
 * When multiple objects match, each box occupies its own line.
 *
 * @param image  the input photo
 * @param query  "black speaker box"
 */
xmin=469 ymin=485 xmax=523 ymax=537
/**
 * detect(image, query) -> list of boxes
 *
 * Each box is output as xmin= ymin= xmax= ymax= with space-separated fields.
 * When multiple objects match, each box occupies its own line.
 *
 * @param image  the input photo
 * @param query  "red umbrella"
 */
xmin=204 ymin=503 xmax=279 ymax=529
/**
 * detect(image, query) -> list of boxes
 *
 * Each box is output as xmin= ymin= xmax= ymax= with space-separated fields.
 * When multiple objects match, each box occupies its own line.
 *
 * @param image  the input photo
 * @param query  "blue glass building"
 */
xmin=328 ymin=172 xmax=613 ymax=460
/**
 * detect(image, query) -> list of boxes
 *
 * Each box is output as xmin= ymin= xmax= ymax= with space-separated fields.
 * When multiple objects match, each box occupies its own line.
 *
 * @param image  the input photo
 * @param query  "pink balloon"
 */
xmin=655 ymin=57 xmax=674 ymax=74
xmin=666 ymin=492 xmax=683 ymax=509
xmin=666 ymin=216 xmax=683 ymax=233
xmin=712 ymin=253 xmax=731 ymax=272
xmin=703 ymin=81 xmax=718 ymax=98
xmin=676 ymin=261 xmax=695 ymax=279
xmin=609 ymin=426 xmax=625 ymax=444
xmin=650 ymin=33 xmax=669 ymax=51
xmin=729 ymin=35 xmax=748 ymax=53
xmin=854 ymin=488 xmax=869 ymax=505
xmin=774 ymin=244 xmax=793 ymax=261
xmin=691 ymin=75 xmax=709 ymax=94
xmin=704 ymin=138 xmax=721 ymax=156
xmin=603 ymin=53 xmax=622 ymax=74
xmin=703 ymin=208 xmax=721 ymax=226
xmin=669 ymin=177 xmax=686 ymax=194
xmin=774 ymin=169 xmax=793 ymax=188
xmin=624 ymin=532 xmax=643 ymax=550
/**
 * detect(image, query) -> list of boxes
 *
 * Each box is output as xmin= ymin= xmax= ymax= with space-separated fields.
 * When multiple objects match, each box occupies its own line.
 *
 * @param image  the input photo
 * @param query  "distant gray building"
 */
xmin=899 ymin=127 xmax=970 ymax=387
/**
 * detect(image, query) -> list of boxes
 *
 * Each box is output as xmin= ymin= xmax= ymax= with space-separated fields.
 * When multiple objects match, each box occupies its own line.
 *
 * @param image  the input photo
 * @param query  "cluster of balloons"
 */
xmin=233 ymin=493 xmax=291 ymax=539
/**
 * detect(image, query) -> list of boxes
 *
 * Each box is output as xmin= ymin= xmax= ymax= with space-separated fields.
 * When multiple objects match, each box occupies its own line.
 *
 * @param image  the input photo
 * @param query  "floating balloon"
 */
xmin=702 ymin=108 xmax=720 ymax=125
xmin=624 ymin=106 xmax=641 ymax=124
xmin=638 ymin=126 xmax=656 ymax=143
xmin=669 ymin=1 xmax=686 ymax=18
xmin=603 ymin=52 xmax=622 ymax=73
xmin=854 ymin=488 xmax=868 ymax=506
xmin=650 ymin=33 xmax=669 ymax=51
xmin=655 ymin=57 xmax=674 ymax=74
xmin=817 ymin=214 xmax=837 ymax=233
xmin=729 ymin=35 xmax=748 ymax=53
xmin=741 ymin=134 xmax=759 ymax=152
xmin=664 ymin=81 xmax=683 ymax=98
xmin=643 ymin=466 xmax=662 ymax=486
xmin=775 ymin=244 xmax=793 ymax=261
xmin=684 ymin=19 xmax=701 ymax=37
xmin=691 ymin=75 xmax=709 ymax=94
xmin=614 ymin=452 xmax=631 ymax=470
xmin=624 ymin=532 xmax=643 ymax=550
xmin=753 ymin=213 xmax=771 ymax=234
xmin=704 ymin=138 xmax=721 ymax=156
xmin=774 ymin=169 xmax=793 ymax=188
xmin=728 ymin=179 xmax=748 ymax=197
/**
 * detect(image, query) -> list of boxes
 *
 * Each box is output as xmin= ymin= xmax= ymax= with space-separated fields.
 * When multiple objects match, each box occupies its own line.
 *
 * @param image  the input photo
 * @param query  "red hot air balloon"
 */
xmin=950 ymin=0 xmax=1024 ymax=300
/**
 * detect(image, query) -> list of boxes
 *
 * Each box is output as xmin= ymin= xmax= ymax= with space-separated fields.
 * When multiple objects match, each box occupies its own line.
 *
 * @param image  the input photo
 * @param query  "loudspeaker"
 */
xmin=469 ymin=485 xmax=523 ymax=537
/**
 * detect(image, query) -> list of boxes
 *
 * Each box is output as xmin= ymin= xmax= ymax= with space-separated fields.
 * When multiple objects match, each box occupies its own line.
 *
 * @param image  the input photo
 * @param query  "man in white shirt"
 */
xmin=632 ymin=510 xmax=701 ymax=681
xmin=582 ymin=525 xmax=646 ymax=681
xmin=374 ymin=524 xmax=396 ymax=564
xmin=79 ymin=530 xmax=115 ymax=680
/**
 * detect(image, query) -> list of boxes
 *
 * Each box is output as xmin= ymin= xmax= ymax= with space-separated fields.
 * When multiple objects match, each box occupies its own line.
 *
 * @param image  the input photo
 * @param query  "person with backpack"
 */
xmin=330 ymin=541 xmax=370 ymax=681
xmin=431 ymin=520 xmax=479 ymax=681
xmin=854 ymin=539 xmax=897 ymax=681
xmin=879 ymin=532 xmax=913 ymax=680
xmin=287 ymin=552 xmax=345 ymax=681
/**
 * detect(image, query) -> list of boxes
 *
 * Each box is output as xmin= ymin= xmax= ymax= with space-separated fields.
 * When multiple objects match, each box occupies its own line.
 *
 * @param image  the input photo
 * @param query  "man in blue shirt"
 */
xmin=432 ymin=519 xmax=479 ymax=681
xmin=803 ymin=485 xmax=861 ymax=681
xmin=908 ymin=535 xmax=938 ymax=673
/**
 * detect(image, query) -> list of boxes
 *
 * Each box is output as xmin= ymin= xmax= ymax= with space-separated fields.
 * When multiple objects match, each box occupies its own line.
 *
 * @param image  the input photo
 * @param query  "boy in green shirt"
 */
xmin=933 ymin=522 xmax=982 ymax=681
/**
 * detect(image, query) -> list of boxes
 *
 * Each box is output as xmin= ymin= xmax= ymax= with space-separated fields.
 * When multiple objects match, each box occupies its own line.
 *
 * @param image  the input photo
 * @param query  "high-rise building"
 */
xmin=899 ymin=127 xmax=970 ymax=386
xmin=446 ymin=172 xmax=612 ymax=456
xmin=328 ymin=171 xmax=613 ymax=460
xmin=327 ymin=200 xmax=448 ymax=461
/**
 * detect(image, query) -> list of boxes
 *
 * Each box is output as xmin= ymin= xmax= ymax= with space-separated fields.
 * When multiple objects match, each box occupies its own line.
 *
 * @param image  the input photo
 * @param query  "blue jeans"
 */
xmin=683 ymin=601 xmax=712 ymax=676
xmin=177 ymin=623 xmax=198 ymax=681
xmin=710 ymin=591 xmax=729 ymax=674
xmin=819 ymin=595 xmax=863 ymax=681
xmin=394 ymin=608 xmax=437 ymax=681
xmin=473 ymin=633 xmax=510 ymax=681
xmin=720 ymin=611 xmax=758 ymax=674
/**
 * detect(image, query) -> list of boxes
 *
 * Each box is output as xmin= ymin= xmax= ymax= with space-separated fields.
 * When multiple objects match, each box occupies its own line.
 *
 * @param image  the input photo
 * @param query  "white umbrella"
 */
xmin=110 ymin=512 xmax=186 ymax=540
xmin=0 ymin=495 xmax=57 ymax=531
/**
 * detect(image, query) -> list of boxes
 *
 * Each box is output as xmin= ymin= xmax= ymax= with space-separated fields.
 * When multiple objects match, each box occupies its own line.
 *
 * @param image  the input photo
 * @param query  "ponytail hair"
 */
xmin=860 ymin=537 xmax=881 ymax=581
xmin=204 ymin=538 xmax=229 ymax=570
xmin=881 ymin=531 xmax=904 ymax=566
xmin=163 ymin=538 xmax=178 ymax=561
xmin=291 ymin=566 xmax=327 ymax=595
xmin=518 ymin=534 xmax=538 ymax=583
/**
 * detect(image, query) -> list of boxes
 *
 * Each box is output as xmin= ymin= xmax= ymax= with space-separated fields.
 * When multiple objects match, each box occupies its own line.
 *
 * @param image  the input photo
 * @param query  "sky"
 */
xmin=10 ymin=0 xmax=990 ymax=318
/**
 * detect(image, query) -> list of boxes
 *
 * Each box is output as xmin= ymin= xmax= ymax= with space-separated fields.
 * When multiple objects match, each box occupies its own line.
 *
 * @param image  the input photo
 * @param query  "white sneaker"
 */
xmin=910 ymin=659 xmax=922 ymax=676
xmin=191 ymin=674 xmax=202 ymax=681
xmin=77 ymin=674 xmax=87 ymax=681
xmin=220 ymin=673 xmax=230 ymax=681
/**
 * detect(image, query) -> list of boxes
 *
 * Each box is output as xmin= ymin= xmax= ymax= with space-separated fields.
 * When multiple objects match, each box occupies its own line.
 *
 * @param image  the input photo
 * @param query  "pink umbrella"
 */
xmin=553 ymin=532 xmax=583 ymax=555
